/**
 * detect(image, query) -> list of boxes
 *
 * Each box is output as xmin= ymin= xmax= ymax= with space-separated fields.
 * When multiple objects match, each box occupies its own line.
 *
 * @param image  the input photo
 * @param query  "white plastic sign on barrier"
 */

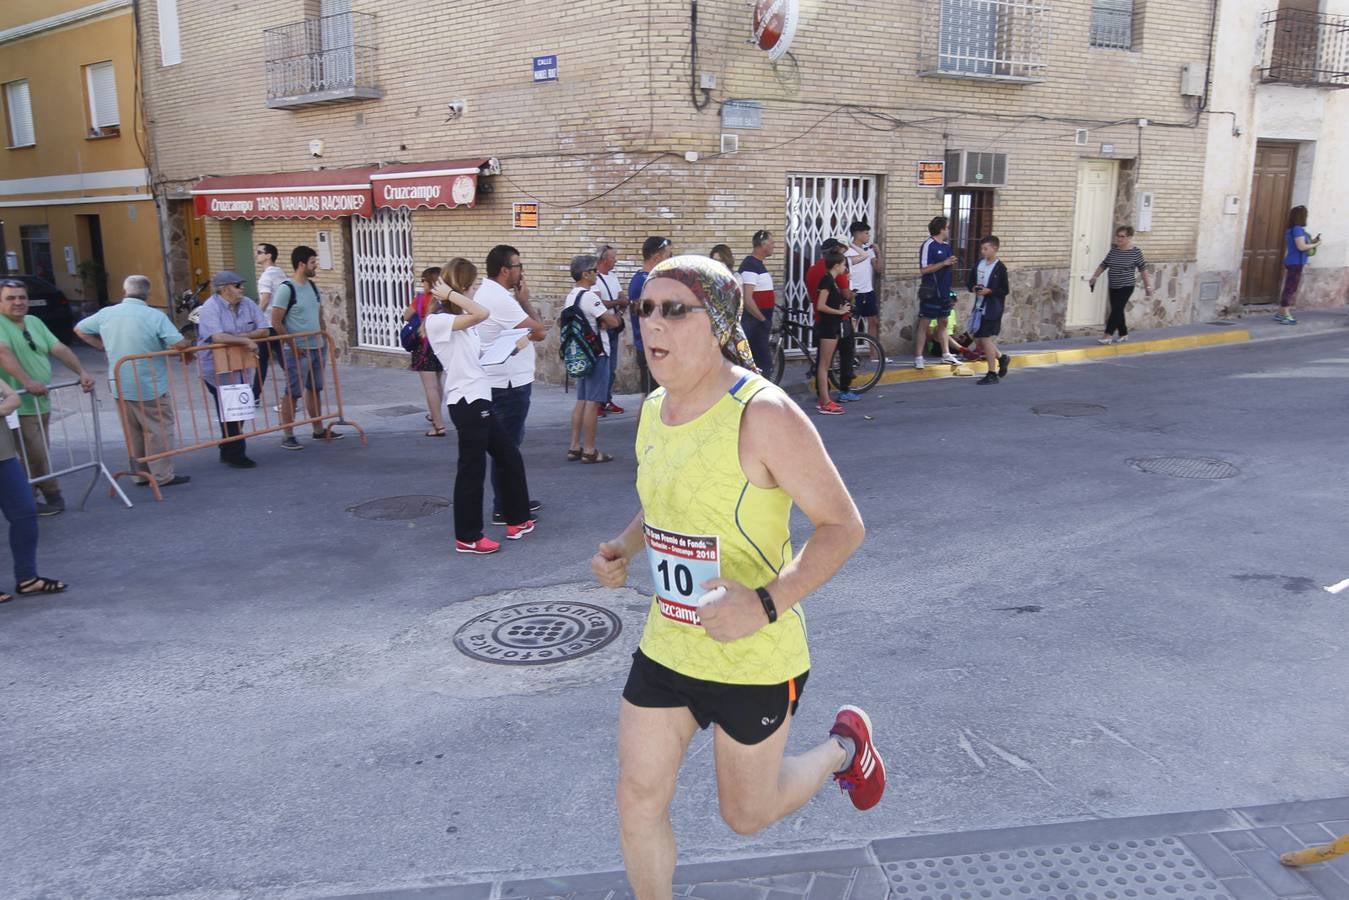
xmin=217 ymin=384 xmax=256 ymax=422
xmin=5 ymin=410 xmax=17 ymax=430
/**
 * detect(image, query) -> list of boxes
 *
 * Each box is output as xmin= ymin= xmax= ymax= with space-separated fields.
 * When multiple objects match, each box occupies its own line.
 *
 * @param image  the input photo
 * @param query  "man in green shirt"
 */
xmin=0 ymin=279 xmax=96 ymax=515
xmin=270 ymin=245 xmax=341 ymax=450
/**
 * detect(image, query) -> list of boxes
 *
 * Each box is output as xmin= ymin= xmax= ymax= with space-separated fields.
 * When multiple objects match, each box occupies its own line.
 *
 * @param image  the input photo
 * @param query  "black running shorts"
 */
xmin=622 ymin=649 xmax=808 ymax=745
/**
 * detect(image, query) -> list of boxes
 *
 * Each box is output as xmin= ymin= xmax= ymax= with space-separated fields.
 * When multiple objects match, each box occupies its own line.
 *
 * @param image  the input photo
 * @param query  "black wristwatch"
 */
xmin=755 ymin=586 xmax=778 ymax=624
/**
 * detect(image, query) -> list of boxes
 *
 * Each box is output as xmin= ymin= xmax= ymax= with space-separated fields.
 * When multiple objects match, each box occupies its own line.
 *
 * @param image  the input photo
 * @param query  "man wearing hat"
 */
xmin=196 ymin=271 xmax=269 ymax=468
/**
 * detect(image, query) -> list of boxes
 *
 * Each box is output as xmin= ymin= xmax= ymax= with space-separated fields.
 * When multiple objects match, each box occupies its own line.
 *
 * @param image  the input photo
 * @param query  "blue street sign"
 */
xmin=532 ymin=55 xmax=558 ymax=83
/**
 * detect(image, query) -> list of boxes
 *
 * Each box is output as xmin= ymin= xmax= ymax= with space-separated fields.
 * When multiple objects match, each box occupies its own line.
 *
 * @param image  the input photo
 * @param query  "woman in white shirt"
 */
xmin=423 ymin=257 xmax=534 ymax=555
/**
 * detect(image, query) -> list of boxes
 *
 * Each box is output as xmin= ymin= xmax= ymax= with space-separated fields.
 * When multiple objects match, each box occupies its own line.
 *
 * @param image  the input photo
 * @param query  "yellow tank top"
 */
xmin=634 ymin=371 xmax=809 ymax=684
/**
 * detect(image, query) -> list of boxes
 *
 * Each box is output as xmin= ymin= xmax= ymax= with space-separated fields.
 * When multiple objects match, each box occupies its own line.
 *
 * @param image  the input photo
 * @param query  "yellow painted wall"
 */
xmin=0 ymin=4 xmax=164 ymax=308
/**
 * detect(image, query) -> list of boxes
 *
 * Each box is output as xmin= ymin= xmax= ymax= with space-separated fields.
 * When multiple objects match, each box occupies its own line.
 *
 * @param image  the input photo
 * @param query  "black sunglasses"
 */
xmin=21 ymin=329 xmax=37 ymax=352
xmin=636 ymin=299 xmax=707 ymax=320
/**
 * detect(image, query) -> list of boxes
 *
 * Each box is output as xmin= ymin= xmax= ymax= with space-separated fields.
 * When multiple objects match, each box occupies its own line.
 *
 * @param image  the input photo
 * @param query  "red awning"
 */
xmin=192 ymin=167 xmax=376 ymax=219
xmin=370 ymin=158 xmax=487 ymax=211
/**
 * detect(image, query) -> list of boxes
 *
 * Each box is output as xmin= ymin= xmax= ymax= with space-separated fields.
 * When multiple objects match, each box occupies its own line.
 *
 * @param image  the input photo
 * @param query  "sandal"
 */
xmin=426 ymin=427 xmax=447 ymax=437
xmin=566 ymin=448 xmax=583 ymax=461
xmin=0 ymin=591 xmax=10 ymax=604
xmin=16 ymin=576 xmax=66 ymax=595
xmin=581 ymin=450 xmax=615 ymax=464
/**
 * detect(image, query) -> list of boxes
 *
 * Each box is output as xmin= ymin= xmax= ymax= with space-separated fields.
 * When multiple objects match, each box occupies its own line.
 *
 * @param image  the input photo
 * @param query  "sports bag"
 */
xmin=558 ymin=288 xmax=605 ymax=378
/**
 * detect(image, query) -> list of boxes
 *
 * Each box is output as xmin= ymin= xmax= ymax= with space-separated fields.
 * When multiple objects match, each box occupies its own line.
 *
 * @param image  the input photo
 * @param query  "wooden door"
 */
xmin=1241 ymin=142 xmax=1297 ymax=303
xmin=1067 ymin=160 xmax=1118 ymax=327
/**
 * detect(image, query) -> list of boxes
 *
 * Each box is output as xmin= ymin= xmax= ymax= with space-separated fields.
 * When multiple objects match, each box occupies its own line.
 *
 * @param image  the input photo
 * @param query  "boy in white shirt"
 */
xmin=845 ymin=221 xmax=883 ymax=338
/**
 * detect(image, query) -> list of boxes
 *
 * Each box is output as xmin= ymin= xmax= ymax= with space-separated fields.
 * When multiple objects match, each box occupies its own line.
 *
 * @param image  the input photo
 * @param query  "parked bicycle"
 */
xmin=767 ymin=304 xmax=885 ymax=393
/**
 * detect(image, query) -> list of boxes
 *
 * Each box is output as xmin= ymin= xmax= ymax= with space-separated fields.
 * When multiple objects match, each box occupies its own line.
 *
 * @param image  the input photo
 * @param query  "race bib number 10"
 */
xmin=645 ymin=524 xmax=721 ymax=626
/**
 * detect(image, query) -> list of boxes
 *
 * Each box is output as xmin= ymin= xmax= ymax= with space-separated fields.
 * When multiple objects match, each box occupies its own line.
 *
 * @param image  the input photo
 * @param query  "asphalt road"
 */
xmin=3 ymin=332 xmax=1348 ymax=899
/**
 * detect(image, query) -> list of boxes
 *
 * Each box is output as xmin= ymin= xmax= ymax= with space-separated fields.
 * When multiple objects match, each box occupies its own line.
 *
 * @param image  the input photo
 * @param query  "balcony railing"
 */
xmin=264 ymin=11 xmax=382 ymax=109
xmin=919 ymin=0 xmax=1050 ymax=83
xmin=1259 ymin=8 xmax=1349 ymax=89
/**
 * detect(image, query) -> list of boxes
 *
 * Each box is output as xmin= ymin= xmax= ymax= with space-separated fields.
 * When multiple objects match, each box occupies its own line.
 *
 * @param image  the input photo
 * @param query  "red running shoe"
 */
xmin=505 ymin=519 xmax=536 ymax=540
xmin=830 ymin=705 xmax=885 ymax=810
xmin=604 ymin=402 xmax=625 ymax=414
xmin=455 ymin=536 xmax=501 ymax=554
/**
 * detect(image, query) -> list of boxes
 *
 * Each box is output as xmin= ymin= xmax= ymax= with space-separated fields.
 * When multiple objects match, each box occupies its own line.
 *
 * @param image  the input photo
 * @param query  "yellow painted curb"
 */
xmin=875 ymin=329 xmax=1251 ymax=387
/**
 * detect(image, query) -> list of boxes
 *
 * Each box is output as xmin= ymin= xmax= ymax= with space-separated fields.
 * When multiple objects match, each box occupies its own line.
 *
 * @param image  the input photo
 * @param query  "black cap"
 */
xmin=820 ymin=238 xmax=844 ymax=252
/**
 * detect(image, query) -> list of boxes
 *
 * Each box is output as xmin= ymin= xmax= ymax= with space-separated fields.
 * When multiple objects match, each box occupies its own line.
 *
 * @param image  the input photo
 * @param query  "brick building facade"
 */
xmin=137 ymin=1 xmax=1226 ymax=383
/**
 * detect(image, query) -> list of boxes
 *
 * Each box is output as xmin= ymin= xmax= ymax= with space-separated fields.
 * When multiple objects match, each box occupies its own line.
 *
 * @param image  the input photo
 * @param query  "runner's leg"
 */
xmin=617 ymin=700 xmax=700 ymax=900
xmin=712 ymin=715 xmax=846 ymax=835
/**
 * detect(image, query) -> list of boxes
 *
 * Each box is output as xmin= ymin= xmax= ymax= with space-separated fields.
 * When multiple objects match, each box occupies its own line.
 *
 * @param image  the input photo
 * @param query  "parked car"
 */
xmin=6 ymin=275 xmax=76 ymax=343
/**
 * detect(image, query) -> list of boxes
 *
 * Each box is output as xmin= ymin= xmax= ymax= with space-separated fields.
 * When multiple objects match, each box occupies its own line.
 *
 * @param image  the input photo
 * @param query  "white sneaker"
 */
xmin=1097 ymin=337 xmax=1114 ymax=345
xmin=914 ymin=356 xmax=925 ymax=370
xmin=940 ymin=353 xmax=960 ymax=365
xmin=1115 ymin=335 xmax=1129 ymax=343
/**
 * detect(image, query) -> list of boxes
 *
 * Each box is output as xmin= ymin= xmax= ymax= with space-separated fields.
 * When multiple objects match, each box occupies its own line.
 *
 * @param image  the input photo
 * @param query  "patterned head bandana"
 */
xmin=647 ymin=255 xmax=758 ymax=372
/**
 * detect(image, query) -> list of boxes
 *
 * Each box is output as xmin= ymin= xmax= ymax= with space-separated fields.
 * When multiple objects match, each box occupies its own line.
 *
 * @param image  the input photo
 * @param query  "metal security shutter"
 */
xmin=5 ymin=80 xmax=34 ymax=147
xmin=784 ymin=174 xmax=878 ymax=324
xmin=86 ymin=62 xmax=119 ymax=129
xmin=353 ymin=207 xmax=415 ymax=351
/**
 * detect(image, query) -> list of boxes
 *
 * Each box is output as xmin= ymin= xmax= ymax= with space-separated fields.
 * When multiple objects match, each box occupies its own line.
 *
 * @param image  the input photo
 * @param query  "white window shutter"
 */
xmin=87 ymin=62 xmax=119 ymax=129
xmin=5 ymin=80 xmax=34 ymax=147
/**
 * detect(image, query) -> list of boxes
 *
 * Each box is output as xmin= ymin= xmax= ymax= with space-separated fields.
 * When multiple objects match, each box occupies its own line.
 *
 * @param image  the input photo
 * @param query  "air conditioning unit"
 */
xmin=720 ymin=133 xmax=739 ymax=154
xmin=944 ymin=150 xmax=1008 ymax=187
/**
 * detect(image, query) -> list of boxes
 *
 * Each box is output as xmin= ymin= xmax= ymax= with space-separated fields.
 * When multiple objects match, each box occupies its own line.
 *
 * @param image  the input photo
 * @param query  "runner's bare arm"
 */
xmin=699 ymin=391 xmax=863 ymax=642
xmin=592 ymin=510 xmax=647 ymax=588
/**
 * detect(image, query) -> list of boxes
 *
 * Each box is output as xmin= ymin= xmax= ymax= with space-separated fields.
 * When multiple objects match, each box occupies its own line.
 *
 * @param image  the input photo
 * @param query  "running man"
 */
xmin=591 ymin=255 xmax=885 ymax=899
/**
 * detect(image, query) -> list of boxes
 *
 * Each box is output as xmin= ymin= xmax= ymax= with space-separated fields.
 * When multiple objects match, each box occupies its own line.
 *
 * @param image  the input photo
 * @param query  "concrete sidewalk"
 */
xmin=342 ymin=796 xmax=1349 ymax=900
xmin=867 ymin=307 xmax=1349 ymax=387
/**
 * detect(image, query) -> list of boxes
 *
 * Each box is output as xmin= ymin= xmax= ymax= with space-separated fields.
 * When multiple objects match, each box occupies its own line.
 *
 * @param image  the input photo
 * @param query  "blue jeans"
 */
xmin=741 ymin=309 xmax=774 ymax=375
xmin=0 ymin=456 xmax=39 ymax=584
xmin=605 ymin=328 xmax=623 ymax=402
xmin=490 ymin=382 xmax=532 ymax=513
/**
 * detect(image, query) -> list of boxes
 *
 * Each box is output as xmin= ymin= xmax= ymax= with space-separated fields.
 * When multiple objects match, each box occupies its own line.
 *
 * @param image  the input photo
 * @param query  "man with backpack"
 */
xmin=270 ymin=245 xmax=341 ymax=450
xmin=563 ymin=254 xmax=619 ymax=464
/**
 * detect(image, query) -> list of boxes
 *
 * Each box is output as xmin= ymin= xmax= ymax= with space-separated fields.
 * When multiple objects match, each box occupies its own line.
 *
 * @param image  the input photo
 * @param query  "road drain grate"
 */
xmin=348 ymin=495 xmax=450 ymax=520
xmin=1128 ymin=457 xmax=1239 ymax=480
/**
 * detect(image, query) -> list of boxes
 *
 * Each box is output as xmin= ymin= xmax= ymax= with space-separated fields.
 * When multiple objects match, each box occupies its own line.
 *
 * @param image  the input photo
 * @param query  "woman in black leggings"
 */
xmin=1089 ymin=225 xmax=1153 ymax=345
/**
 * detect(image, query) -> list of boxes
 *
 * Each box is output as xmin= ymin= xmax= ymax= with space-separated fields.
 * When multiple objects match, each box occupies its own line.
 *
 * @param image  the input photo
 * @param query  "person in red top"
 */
xmin=804 ymin=239 xmax=851 ymax=324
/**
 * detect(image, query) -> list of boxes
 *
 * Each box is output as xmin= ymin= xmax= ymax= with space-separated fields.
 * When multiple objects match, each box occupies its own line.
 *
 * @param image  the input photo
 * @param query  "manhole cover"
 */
xmin=348 ymin=495 xmax=450 ymax=520
xmin=454 ymin=601 xmax=621 ymax=666
xmin=883 ymin=837 xmax=1232 ymax=898
xmin=371 ymin=404 xmax=427 ymax=418
xmin=1128 ymin=457 xmax=1239 ymax=479
xmin=1033 ymin=402 xmax=1107 ymax=417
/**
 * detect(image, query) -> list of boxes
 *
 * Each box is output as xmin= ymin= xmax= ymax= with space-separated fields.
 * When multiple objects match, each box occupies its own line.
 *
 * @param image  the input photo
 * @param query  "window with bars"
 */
xmin=4 ymin=79 xmax=35 ymax=148
xmin=930 ymin=0 xmax=1050 ymax=82
xmin=85 ymin=62 xmax=120 ymax=136
xmin=1090 ymin=0 xmax=1136 ymax=50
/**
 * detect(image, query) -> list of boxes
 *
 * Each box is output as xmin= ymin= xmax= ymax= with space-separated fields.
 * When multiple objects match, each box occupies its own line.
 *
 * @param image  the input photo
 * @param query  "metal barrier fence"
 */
xmin=110 ymin=331 xmax=364 ymax=501
xmin=11 ymin=379 xmax=132 ymax=509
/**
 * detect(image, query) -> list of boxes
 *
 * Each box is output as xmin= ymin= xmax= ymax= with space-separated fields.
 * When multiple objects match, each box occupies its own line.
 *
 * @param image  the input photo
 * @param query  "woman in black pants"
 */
xmin=1089 ymin=225 xmax=1153 ymax=344
xmin=424 ymin=257 xmax=534 ymax=555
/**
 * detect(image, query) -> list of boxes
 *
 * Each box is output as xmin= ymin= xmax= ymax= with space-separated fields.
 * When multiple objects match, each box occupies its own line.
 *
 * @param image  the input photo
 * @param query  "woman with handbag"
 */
xmin=403 ymin=266 xmax=447 ymax=436
xmin=423 ymin=258 xmax=534 ymax=555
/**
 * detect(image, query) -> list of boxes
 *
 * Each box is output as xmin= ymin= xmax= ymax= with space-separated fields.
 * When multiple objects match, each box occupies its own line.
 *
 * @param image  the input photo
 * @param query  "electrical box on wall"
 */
xmin=1180 ymin=63 xmax=1206 ymax=97
xmin=1137 ymin=192 xmax=1155 ymax=232
xmin=1224 ymin=195 xmax=1240 ymax=215
xmin=316 ymin=231 xmax=333 ymax=269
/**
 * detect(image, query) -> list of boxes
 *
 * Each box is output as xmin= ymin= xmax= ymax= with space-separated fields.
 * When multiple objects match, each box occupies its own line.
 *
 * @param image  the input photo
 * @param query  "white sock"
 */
xmin=833 ymin=735 xmax=857 ymax=773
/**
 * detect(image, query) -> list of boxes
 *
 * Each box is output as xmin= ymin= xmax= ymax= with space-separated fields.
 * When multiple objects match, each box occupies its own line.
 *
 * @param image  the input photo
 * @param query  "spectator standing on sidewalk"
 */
xmin=1278 ymin=206 xmax=1322 ymax=325
xmin=405 ymin=266 xmax=447 ymax=437
xmin=271 ymin=246 xmax=342 ymax=449
xmin=628 ymin=236 xmax=673 ymax=396
xmin=565 ymin=255 xmax=620 ymax=464
xmin=0 ymin=279 xmax=97 ymax=515
xmin=478 ymin=245 xmax=547 ymax=524
xmin=0 ymin=382 xmax=66 ymax=602
xmin=594 ymin=245 xmax=627 ymax=417
xmin=590 ymin=255 xmax=883 ymax=897
xmin=738 ymin=229 xmax=777 ymax=374
xmin=253 ymin=243 xmax=286 ymax=395
xmin=845 ymin=221 xmax=883 ymax=338
xmin=812 ymin=249 xmax=856 ymax=413
xmin=423 ymin=258 xmax=534 ymax=555
xmin=1089 ymin=226 xmax=1153 ymax=343
xmin=196 ymin=271 xmax=268 ymax=468
xmin=968 ymin=237 xmax=1011 ymax=385
xmin=74 ymin=275 xmax=192 ymax=488
xmin=915 ymin=216 xmax=960 ymax=369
